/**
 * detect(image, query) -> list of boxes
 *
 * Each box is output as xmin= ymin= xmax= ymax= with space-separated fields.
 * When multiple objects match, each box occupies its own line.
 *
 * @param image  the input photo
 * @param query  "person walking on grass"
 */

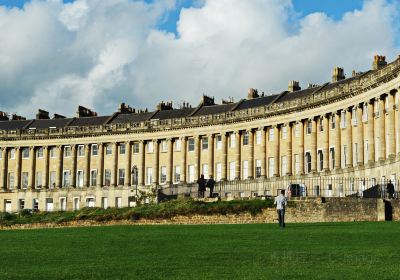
xmin=274 ymin=189 xmax=287 ymax=228
xmin=198 ymin=174 xmax=206 ymax=198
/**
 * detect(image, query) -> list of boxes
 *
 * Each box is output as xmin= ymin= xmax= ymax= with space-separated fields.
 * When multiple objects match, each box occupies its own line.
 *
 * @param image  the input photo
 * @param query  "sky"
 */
xmin=0 ymin=0 xmax=399 ymax=118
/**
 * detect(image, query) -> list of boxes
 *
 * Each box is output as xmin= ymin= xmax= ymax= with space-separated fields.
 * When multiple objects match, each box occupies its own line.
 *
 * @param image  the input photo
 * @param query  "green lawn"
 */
xmin=0 ymin=222 xmax=399 ymax=280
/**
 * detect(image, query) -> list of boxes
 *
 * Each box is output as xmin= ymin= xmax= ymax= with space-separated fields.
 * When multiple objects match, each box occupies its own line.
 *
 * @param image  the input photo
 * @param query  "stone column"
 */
xmin=84 ymin=145 xmax=90 ymax=187
xmin=138 ymin=141 xmax=145 ymax=186
xmin=71 ymin=145 xmax=77 ymax=188
xmin=334 ymin=112 xmax=341 ymax=170
xmin=15 ymin=147 xmax=21 ymax=189
xmin=346 ymin=108 xmax=353 ymax=168
xmin=1 ymin=148 xmax=7 ymax=190
xmin=356 ymin=104 xmax=364 ymax=165
xmin=125 ymin=141 xmax=131 ymax=187
xmin=195 ymin=136 xmax=201 ymax=179
xmin=247 ymin=130 xmax=254 ymax=179
xmin=28 ymin=147 xmax=36 ymax=189
xmin=166 ymin=138 xmax=173 ymax=184
xmin=153 ymin=140 xmax=159 ymax=185
xmin=298 ymin=121 xmax=305 ymax=174
xmin=286 ymin=124 xmax=293 ymax=175
xmin=259 ymin=128 xmax=266 ymax=178
xmin=43 ymin=146 xmax=49 ymax=189
xmin=311 ymin=118 xmax=317 ymax=172
xmin=180 ymin=137 xmax=187 ymax=183
xmin=235 ymin=131 xmax=241 ymax=179
xmin=208 ymin=134 xmax=215 ymax=178
xmin=388 ymin=92 xmax=396 ymax=158
xmin=322 ymin=115 xmax=329 ymax=171
xmin=97 ymin=143 xmax=104 ymax=187
xmin=273 ymin=126 xmax=279 ymax=177
xmin=56 ymin=145 xmax=63 ymax=188
xmin=221 ymin=133 xmax=227 ymax=181
xmin=367 ymin=100 xmax=375 ymax=164
xmin=111 ymin=143 xmax=118 ymax=187
xmin=379 ymin=96 xmax=386 ymax=161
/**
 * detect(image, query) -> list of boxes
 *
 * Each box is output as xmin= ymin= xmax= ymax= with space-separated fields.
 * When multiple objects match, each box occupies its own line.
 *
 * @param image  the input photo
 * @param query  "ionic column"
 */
xmin=356 ymin=104 xmax=364 ymax=165
xmin=15 ymin=147 xmax=21 ymax=189
xmin=97 ymin=143 xmax=104 ymax=187
xmin=322 ymin=115 xmax=329 ymax=171
xmin=29 ymin=147 xmax=36 ymax=189
xmin=235 ymin=131 xmax=241 ymax=179
xmin=195 ymin=136 xmax=201 ymax=179
xmin=246 ymin=130 xmax=254 ymax=179
xmin=379 ymin=96 xmax=386 ymax=161
xmin=273 ymin=126 xmax=279 ymax=177
xmin=153 ymin=140 xmax=159 ymax=185
xmin=286 ymin=124 xmax=292 ymax=175
xmin=221 ymin=133 xmax=227 ymax=181
xmin=166 ymin=138 xmax=173 ymax=184
xmin=180 ymin=137 xmax=187 ymax=183
xmin=388 ymin=92 xmax=396 ymax=158
xmin=334 ymin=112 xmax=341 ymax=170
xmin=1 ymin=148 xmax=8 ymax=190
xmin=208 ymin=134 xmax=215 ymax=178
xmin=125 ymin=141 xmax=132 ymax=187
xmin=367 ymin=101 xmax=375 ymax=163
xmin=43 ymin=146 xmax=49 ymax=189
xmin=138 ymin=141 xmax=145 ymax=186
xmin=298 ymin=121 xmax=305 ymax=174
xmin=71 ymin=145 xmax=77 ymax=188
xmin=56 ymin=145 xmax=63 ymax=188
xmin=259 ymin=128 xmax=266 ymax=178
xmin=345 ymin=108 xmax=353 ymax=167
xmin=84 ymin=145 xmax=90 ymax=187
xmin=310 ymin=118 xmax=317 ymax=172
xmin=110 ymin=143 xmax=118 ymax=187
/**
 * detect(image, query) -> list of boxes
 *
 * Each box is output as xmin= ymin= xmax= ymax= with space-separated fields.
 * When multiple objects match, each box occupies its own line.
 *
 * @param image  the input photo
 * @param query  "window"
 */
xmin=268 ymin=158 xmax=274 ymax=177
xmin=146 ymin=167 xmax=153 ymax=185
xmin=64 ymin=146 xmax=71 ymax=157
xmin=22 ymin=172 xmax=29 ymax=188
xmin=242 ymin=161 xmax=248 ymax=179
xmin=119 ymin=143 xmax=126 ymax=155
xmin=242 ymin=132 xmax=249 ymax=145
xmin=33 ymin=199 xmax=39 ymax=211
xmin=343 ymin=145 xmax=348 ymax=167
xmin=37 ymin=147 xmax=44 ymax=158
xmin=188 ymin=138 xmax=195 ymax=152
xmin=90 ymin=170 xmax=97 ymax=186
xmin=340 ymin=111 xmax=346 ymax=128
xmin=295 ymin=124 xmax=300 ymax=137
xmin=269 ymin=128 xmax=274 ymax=141
xmin=104 ymin=169 xmax=111 ymax=186
xmin=8 ymin=172 xmax=14 ymax=189
xmin=294 ymin=154 xmax=300 ymax=174
xmin=133 ymin=142 xmax=139 ymax=153
xmin=50 ymin=147 xmax=56 ymax=158
xmin=147 ymin=141 xmax=154 ymax=153
xmin=102 ymin=197 xmax=108 ymax=209
xmin=175 ymin=139 xmax=181 ymax=151
xmin=86 ymin=198 xmax=95 ymax=208
xmin=63 ymin=170 xmax=71 ymax=187
xmin=352 ymin=108 xmax=357 ymax=126
xmin=115 ymin=197 xmax=122 ymax=208
xmin=319 ymin=118 xmax=324 ymax=132
xmin=73 ymin=197 xmax=80 ymax=211
xmin=77 ymin=145 xmax=85 ymax=157
xmin=216 ymin=135 xmax=222 ymax=150
xmin=256 ymin=130 xmax=262 ymax=144
xmin=230 ymin=134 xmax=236 ymax=148
xmin=174 ymin=166 xmax=181 ymax=183
xmin=216 ymin=163 xmax=222 ymax=181
xmin=50 ymin=171 xmax=56 ymax=188
xmin=10 ymin=148 xmax=15 ymax=159
xmin=160 ymin=166 xmax=167 ymax=184
xmin=255 ymin=159 xmax=261 ymax=178
xmin=105 ymin=144 xmax=112 ymax=155
xmin=118 ymin=168 xmax=125 ymax=185
xmin=22 ymin=147 xmax=29 ymax=159
xmin=229 ymin=162 xmax=235 ymax=180
xmin=19 ymin=199 xmax=25 ymax=210
xmin=318 ymin=150 xmax=323 ymax=171
xmin=282 ymin=127 xmax=287 ymax=140
xmin=305 ymin=152 xmax=311 ymax=173
xmin=161 ymin=140 xmax=167 ymax=153
xmin=188 ymin=165 xmax=195 ymax=183
xmin=77 ymin=170 xmax=84 ymax=187
xmin=364 ymin=140 xmax=369 ymax=162
xmin=36 ymin=171 xmax=42 ymax=188
xmin=363 ymin=104 xmax=368 ymax=122
xmin=60 ymin=197 xmax=67 ymax=211
xmin=281 ymin=156 xmax=287 ymax=176
xmin=329 ymin=148 xmax=335 ymax=169
xmin=92 ymin=144 xmax=98 ymax=156
xmin=202 ymin=164 xmax=209 ymax=179
xmin=202 ymin=137 xmax=209 ymax=150
xmin=306 ymin=120 xmax=312 ymax=134
xmin=331 ymin=115 xmax=336 ymax=129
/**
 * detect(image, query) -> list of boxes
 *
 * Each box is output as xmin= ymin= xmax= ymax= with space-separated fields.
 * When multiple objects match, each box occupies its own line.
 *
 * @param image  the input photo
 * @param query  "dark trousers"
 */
xmin=277 ymin=209 xmax=285 ymax=228
xmin=209 ymin=187 xmax=214 ymax=198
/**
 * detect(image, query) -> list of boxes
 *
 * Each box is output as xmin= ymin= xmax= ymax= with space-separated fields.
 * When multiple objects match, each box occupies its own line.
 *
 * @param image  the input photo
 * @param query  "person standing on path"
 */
xmin=274 ymin=190 xmax=287 ymax=228
xmin=198 ymin=174 xmax=206 ymax=198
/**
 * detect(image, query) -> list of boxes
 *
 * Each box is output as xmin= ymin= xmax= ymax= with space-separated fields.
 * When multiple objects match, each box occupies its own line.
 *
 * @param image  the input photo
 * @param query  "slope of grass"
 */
xmin=0 ymin=222 xmax=399 ymax=279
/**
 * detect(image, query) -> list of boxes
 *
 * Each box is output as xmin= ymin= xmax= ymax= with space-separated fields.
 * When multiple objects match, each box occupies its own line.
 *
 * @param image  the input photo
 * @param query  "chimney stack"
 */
xmin=332 ymin=67 xmax=345 ymax=82
xmin=247 ymin=88 xmax=259 ymax=99
xmin=372 ymin=55 xmax=387 ymax=70
xmin=76 ymin=106 xmax=97 ymax=118
xmin=288 ymin=80 xmax=301 ymax=92
xmin=156 ymin=101 xmax=173 ymax=111
xmin=200 ymin=95 xmax=215 ymax=106
xmin=36 ymin=109 xmax=50 ymax=120
xmin=119 ymin=103 xmax=135 ymax=113
xmin=53 ymin=114 xmax=66 ymax=119
xmin=11 ymin=114 xmax=26 ymax=121
xmin=0 ymin=111 xmax=9 ymax=121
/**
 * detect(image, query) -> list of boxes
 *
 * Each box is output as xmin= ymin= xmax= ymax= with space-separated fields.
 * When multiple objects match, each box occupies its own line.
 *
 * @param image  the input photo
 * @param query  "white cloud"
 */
xmin=0 ymin=0 xmax=398 ymax=118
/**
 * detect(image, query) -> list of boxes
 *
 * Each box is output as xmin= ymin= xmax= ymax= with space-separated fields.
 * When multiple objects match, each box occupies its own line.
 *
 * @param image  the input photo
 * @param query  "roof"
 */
xmin=235 ymin=94 xmax=278 ymax=110
xmin=193 ymin=103 xmax=238 ymax=116
xmin=0 ymin=120 xmax=31 ymax=131
xmin=110 ymin=111 xmax=154 ymax=124
xmin=27 ymin=118 xmax=72 ymax=129
xmin=151 ymin=108 xmax=194 ymax=120
xmin=68 ymin=116 xmax=110 ymax=127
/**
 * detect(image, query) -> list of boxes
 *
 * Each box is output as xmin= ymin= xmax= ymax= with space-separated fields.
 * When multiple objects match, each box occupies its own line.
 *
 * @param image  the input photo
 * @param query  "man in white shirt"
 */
xmin=274 ymin=190 xmax=287 ymax=228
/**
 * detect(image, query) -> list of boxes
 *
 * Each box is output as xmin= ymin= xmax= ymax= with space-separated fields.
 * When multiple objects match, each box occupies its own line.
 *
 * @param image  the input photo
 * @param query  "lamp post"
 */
xmin=131 ymin=165 xmax=138 ymax=202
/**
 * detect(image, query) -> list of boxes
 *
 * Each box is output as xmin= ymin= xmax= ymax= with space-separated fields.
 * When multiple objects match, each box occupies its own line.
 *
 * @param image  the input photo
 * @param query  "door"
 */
xmin=4 ymin=200 xmax=11 ymax=213
xmin=46 ymin=199 xmax=54 ymax=212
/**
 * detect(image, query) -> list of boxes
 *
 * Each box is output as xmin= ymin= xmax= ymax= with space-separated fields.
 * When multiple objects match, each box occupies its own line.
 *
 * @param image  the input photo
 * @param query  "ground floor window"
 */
xmin=229 ymin=162 xmax=235 ymax=181
xmin=60 ymin=197 xmax=67 ymax=211
xmin=86 ymin=198 xmax=95 ymax=208
xmin=19 ymin=199 xmax=25 ymax=210
xmin=73 ymin=197 xmax=80 ymax=211
xmin=115 ymin=197 xmax=122 ymax=208
xmin=102 ymin=197 xmax=108 ymax=209
xmin=255 ymin=160 xmax=261 ymax=178
xmin=216 ymin=163 xmax=222 ymax=181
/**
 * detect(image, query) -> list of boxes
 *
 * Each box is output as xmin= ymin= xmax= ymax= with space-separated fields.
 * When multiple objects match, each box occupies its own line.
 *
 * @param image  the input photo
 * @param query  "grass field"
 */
xmin=0 ymin=222 xmax=399 ymax=280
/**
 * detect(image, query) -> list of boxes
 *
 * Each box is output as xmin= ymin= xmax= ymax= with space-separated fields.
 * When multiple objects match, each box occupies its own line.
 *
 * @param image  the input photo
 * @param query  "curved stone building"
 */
xmin=0 ymin=55 xmax=399 ymax=211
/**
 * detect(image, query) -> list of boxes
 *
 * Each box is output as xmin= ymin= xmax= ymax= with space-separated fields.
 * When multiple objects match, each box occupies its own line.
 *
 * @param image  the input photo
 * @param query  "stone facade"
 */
xmin=0 ymin=55 xmax=400 ymax=212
